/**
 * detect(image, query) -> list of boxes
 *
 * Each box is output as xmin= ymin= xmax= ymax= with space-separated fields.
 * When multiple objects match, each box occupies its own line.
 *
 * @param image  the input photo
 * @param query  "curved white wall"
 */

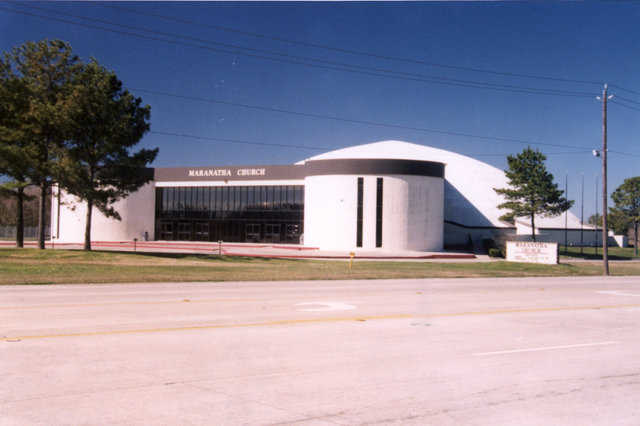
xmin=383 ymin=175 xmax=444 ymax=251
xmin=304 ymin=174 xmax=443 ymax=251
xmin=299 ymin=140 xmax=583 ymax=229
xmin=52 ymin=183 xmax=155 ymax=243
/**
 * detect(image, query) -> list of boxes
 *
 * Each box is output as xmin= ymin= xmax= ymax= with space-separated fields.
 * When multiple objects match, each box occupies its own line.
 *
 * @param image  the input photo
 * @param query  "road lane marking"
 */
xmin=5 ymin=303 xmax=640 ymax=341
xmin=295 ymin=302 xmax=356 ymax=312
xmin=3 ymin=314 xmax=413 ymax=341
xmin=473 ymin=341 xmax=619 ymax=356
xmin=0 ymin=298 xmax=262 ymax=310
xmin=597 ymin=290 xmax=640 ymax=297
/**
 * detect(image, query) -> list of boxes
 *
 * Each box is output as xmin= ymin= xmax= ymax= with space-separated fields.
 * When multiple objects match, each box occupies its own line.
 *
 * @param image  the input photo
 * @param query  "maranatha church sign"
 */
xmin=187 ymin=168 xmax=266 ymax=178
xmin=153 ymin=164 xmax=307 ymax=182
xmin=506 ymin=241 xmax=558 ymax=264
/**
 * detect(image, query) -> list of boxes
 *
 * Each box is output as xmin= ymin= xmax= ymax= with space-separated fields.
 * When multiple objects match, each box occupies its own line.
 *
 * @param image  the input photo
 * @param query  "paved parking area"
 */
xmin=2 ymin=276 xmax=640 ymax=425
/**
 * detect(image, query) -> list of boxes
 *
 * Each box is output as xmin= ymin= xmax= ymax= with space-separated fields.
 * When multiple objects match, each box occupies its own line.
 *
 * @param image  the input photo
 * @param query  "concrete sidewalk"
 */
xmin=0 ymin=240 xmax=477 ymax=260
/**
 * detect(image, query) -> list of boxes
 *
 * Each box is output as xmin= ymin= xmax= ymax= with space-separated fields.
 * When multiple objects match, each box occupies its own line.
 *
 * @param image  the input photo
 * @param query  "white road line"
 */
xmin=597 ymin=290 xmax=640 ymax=297
xmin=295 ymin=302 xmax=356 ymax=312
xmin=473 ymin=341 xmax=619 ymax=356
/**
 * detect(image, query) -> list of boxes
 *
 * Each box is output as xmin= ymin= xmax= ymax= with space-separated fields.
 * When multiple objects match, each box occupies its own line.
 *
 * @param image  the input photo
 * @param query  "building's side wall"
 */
xmin=304 ymin=174 xmax=443 ymax=251
xmin=53 ymin=183 xmax=156 ymax=243
xmin=304 ymin=175 xmax=358 ymax=250
xmin=382 ymin=175 xmax=443 ymax=251
xmin=443 ymin=223 xmax=513 ymax=251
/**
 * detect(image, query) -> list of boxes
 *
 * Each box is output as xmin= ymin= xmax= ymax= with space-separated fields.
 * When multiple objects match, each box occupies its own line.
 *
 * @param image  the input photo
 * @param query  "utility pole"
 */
xmin=595 ymin=176 xmax=598 ymax=257
xmin=580 ymin=174 xmax=584 ymax=255
xmin=564 ymin=174 xmax=568 ymax=253
xmin=596 ymin=84 xmax=613 ymax=276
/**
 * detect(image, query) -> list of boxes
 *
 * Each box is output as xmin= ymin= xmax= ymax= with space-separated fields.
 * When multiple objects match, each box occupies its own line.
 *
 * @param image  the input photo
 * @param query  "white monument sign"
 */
xmin=506 ymin=241 xmax=558 ymax=265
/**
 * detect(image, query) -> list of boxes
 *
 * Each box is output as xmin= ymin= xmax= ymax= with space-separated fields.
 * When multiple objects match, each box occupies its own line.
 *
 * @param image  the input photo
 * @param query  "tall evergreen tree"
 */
xmin=494 ymin=147 xmax=573 ymax=242
xmin=611 ymin=177 xmax=640 ymax=256
xmin=3 ymin=40 xmax=80 ymax=249
xmin=0 ymin=54 xmax=33 ymax=247
xmin=61 ymin=60 xmax=157 ymax=251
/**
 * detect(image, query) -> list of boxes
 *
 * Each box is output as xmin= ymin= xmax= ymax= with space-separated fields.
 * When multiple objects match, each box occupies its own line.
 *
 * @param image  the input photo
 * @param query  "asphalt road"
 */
xmin=2 ymin=276 xmax=640 ymax=425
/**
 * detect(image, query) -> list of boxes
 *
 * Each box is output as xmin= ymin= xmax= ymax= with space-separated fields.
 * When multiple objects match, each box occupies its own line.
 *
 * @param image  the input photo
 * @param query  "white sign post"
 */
xmin=506 ymin=241 xmax=558 ymax=264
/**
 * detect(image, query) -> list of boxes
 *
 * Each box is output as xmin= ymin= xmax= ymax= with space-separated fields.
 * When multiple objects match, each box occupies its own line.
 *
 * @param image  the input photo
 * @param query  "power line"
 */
xmin=141 ymin=89 xmax=640 ymax=157
xmin=3 ymin=4 xmax=596 ymax=98
xmin=135 ymin=88 xmax=591 ymax=150
xmin=100 ymin=3 xmax=603 ymax=86
xmin=12 ymin=3 xmax=598 ymax=98
xmin=4 ymin=5 xmax=638 ymax=158
xmin=150 ymin=131 xmax=329 ymax=151
xmin=150 ymin=130 xmax=599 ymax=158
xmin=610 ymin=150 xmax=640 ymax=158
xmin=474 ymin=151 xmax=593 ymax=157
xmin=614 ymin=95 xmax=640 ymax=106
xmin=609 ymin=84 xmax=640 ymax=97
xmin=610 ymin=99 xmax=640 ymax=112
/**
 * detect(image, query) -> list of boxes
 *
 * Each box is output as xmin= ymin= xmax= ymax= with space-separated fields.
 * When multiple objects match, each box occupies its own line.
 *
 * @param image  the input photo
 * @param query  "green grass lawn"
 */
xmin=1 ymin=248 xmax=639 ymax=285
xmin=560 ymin=246 xmax=639 ymax=260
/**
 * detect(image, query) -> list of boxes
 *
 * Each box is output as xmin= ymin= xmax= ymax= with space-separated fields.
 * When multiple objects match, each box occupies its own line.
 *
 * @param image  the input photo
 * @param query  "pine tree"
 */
xmin=60 ymin=60 xmax=157 ymax=251
xmin=494 ymin=147 xmax=573 ymax=242
xmin=0 ymin=53 xmax=34 ymax=247
xmin=2 ymin=40 xmax=80 ymax=249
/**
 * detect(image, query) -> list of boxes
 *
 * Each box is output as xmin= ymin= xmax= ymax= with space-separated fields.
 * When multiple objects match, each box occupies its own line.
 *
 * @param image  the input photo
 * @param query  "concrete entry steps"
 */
xmin=0 ymin=240 xmax=476 ymax=260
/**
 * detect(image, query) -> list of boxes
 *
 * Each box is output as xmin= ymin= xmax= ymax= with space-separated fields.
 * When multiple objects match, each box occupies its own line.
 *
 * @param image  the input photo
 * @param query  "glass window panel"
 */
xmin=172 ymin=188 xmax=178 ymax=214
xmin=294 ymin=186 xmax=303 ymax=210
xmin=240 ymin=187 xmax=246 ymax=211
xmin=259 ymin=187 xmax=265 ymax=210
xmin=160 ymin=188 xmax=167 ymax=213
xmin=267 ymin=186 xmax=274 ymax=210
xmin=273 ymin=186 xmax=281 ymax=210
xmin=232 ymin=186 xmax=238 ymax=211
xmin=182 ymin=187 xmax=188 ymax=212
xmin=287 ymin=186 xmax=294 ymax=208
xmin=247 ymin=186 xmax=254 ymax=209
xmin=223 ymin=187 xmax=229 ymax=211
xmin=203 ymin=187 xmax=210 ymax=216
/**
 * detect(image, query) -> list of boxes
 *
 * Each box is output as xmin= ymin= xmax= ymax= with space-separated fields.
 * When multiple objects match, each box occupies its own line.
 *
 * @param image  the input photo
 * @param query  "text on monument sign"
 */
xmin=506 ymin=241 xmax=558 ymax=265
xmin=188 ymin=168 xmax=267 ymax=178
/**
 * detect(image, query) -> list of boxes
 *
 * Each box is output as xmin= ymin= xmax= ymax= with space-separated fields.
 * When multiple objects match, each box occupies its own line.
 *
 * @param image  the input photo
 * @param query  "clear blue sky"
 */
xmin=1 ymin=2 xmax=639 ymax=219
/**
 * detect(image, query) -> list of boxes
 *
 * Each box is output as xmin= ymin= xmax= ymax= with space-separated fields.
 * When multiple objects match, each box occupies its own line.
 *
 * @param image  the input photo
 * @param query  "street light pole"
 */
xmin=596 ymin=84 xmax=613 ymax=276
xmin=595 ymin=175 xmax=598 ymax=257
xmin=564 ymin=174 xmax=568 ymax=253
xmin=580 ymin=173 xmax=584 ymax=255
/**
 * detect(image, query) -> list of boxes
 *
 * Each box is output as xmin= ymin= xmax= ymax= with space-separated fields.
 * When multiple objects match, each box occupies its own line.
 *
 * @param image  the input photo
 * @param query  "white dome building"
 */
xmin=52 ymin=140 xmax=589 ymax=252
